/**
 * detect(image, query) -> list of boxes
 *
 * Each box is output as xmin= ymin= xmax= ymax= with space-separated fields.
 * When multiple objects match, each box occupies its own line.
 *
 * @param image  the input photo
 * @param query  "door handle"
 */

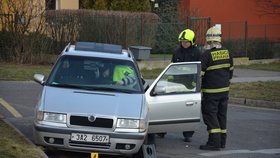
xmin=185 ymin=102 xmax=194 ymax=106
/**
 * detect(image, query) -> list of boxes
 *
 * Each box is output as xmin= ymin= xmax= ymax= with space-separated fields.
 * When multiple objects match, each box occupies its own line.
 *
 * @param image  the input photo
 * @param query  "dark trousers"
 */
xmin=183 ymin=131 xmax=194 ymax=138
xmin=201 ymin=94 xmax=228 ymax=147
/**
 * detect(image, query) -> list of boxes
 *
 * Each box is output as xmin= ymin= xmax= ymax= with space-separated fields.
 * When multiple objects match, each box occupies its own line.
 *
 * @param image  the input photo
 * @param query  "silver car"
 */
xmin=33 ymin=42 xmax=201 ymax=157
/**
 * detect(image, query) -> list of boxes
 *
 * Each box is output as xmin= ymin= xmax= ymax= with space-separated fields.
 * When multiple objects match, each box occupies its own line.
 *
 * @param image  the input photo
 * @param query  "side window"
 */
xmin=153 ymin=64 xmax=199 ymax=95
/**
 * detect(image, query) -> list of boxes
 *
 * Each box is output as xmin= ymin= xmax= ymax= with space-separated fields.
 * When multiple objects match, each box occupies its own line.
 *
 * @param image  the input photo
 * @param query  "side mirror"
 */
xmin=34 ymin=74 xmax=45 ymax=85
xmin=151 ymin=85 xmax=165 ymax=96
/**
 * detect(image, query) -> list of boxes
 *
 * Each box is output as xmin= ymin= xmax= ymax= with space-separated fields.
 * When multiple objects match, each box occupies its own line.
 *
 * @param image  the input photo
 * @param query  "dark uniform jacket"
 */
xmin=171 ymin=45 xmax=201 ymax=63
xmin=201 ymin=47 xmax=234 ymax=96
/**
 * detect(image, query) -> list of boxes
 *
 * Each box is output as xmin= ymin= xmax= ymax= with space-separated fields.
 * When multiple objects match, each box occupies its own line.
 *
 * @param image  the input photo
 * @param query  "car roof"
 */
xmin=61 ymin=42 xmax=134 ymax=61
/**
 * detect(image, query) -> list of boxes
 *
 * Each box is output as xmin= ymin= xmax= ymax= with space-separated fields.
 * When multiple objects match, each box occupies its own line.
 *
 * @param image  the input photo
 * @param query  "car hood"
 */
xmin=41 ymin=86 xmax=144 ymax=118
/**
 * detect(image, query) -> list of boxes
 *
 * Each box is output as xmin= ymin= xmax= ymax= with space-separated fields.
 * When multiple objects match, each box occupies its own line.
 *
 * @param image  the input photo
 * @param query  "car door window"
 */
xmin=152 ymin=63 xmax=200 ymax=95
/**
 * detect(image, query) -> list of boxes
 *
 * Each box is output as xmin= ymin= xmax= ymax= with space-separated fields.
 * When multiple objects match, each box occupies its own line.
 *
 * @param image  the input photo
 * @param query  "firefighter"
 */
xmin=200 ymin=26 xmax=234 ymax=150
xmin=172 ymin=29 xmax=201 ymax=62
xmin=157 ymin=29 xmax=201 ymax=142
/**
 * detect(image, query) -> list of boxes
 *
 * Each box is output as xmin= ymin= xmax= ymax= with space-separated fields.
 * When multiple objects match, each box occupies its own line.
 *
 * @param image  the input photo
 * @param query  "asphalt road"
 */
xmin=0 ymin=80 xmax=280 ymax=158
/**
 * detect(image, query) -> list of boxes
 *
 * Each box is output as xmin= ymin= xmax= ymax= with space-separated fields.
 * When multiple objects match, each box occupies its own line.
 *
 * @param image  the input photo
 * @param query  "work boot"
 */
xmin=200 ymin=144 xmax=220 ymax=151
xmin=200 ymin=133 xmax=221 ymax=150
xmin=221 ymin=133 xmax=227 ymax=149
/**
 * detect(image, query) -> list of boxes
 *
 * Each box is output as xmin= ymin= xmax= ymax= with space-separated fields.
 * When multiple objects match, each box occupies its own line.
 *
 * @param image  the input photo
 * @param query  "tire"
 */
xmin=131 ymin=146 xmax=144 ymax=158
xmin=156 ymin=132 xmax=166 ymax=138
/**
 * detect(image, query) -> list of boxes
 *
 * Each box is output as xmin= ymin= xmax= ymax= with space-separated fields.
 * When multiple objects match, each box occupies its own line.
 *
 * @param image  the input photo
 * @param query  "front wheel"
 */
xmin=131 ymin=146 xmax=144 ymax=158
xmin=144 ymin=133 xmax=156 ymax=145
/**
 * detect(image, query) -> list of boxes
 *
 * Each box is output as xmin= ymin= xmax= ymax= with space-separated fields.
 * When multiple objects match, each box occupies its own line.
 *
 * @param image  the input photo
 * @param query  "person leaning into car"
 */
xmin=101 ymin=64 xmax=136 ymax=86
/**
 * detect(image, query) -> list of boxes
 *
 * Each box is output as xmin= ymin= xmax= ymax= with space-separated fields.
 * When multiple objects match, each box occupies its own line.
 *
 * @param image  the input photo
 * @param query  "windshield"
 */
xmin=46 ymin=55 xmax=142 ymax=93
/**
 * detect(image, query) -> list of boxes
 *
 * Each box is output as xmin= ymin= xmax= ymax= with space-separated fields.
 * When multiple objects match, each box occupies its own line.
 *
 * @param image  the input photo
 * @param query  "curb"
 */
xmin=0 ymin=116 xmax=48 ymax=158
xmin=229 ymin=97 xmax=280 ymax=109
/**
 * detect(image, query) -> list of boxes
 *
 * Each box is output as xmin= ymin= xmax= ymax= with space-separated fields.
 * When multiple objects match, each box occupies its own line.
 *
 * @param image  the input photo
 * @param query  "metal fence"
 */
xmin=1 ymin=13 xmax=279 ymax=63
xmin=219 ymin=21 xmax=280 ymax=59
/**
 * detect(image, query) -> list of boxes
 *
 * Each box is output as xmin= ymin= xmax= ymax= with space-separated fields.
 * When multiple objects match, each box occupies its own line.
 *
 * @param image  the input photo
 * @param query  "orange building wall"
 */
xmin=189 ymin=0 xmax=280 ymax=25
xmin=179 ymin=0 xmax=280 ymax=41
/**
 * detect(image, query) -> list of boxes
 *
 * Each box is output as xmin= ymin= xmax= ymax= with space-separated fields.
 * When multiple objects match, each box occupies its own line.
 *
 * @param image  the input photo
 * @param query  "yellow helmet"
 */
xmin=206 ymin=26 xmax=222 ymax=42
xmin=178 ymin=29 xmax=195 ymax=45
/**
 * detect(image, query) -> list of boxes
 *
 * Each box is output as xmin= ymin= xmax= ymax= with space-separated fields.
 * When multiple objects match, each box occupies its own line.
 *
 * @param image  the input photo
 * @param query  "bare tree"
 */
xmin=0 ymin=0 xmax=46 ymax=64
xmin=255 ymin=0 xmax=280 ymax=16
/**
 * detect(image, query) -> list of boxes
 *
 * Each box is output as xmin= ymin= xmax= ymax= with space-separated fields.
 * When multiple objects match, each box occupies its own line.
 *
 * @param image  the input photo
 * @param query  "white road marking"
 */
xmin=199 ymin=148 xmax=280 ymax=157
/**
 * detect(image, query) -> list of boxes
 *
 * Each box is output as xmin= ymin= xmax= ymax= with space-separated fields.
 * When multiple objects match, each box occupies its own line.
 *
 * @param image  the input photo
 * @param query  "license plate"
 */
xmin=71 ymin=133 xmax=109 ymax=143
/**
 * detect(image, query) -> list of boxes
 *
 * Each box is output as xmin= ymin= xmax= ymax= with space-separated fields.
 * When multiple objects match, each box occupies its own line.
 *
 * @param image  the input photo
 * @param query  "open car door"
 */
xmin=145 ymin=62 xmax=201 ymax=133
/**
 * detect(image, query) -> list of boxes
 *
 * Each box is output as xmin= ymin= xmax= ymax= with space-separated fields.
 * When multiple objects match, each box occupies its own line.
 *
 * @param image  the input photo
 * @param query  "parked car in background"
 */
xmin=33 ymin=42 xmax=201 ymax=157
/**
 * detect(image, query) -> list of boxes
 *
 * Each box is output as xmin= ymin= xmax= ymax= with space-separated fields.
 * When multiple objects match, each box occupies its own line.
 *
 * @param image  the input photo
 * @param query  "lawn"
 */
xmin=0 ymin=119 xmax=46 ymax=158
xmin=230 ymin=81 xmax=280 ymax=102
xmin=0 ymin=63 xmax=51 ymax=81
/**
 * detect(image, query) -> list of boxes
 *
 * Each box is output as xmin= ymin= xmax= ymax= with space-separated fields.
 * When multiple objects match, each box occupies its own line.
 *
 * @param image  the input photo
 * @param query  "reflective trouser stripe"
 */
xmin=202 ymin=87 xmax=230 ymax=93
xmin=208 ymin=128 xmax=221 ymax=133
xmin=206 ymin=64 xmax=230 ymax=71
xmin=221 ymin=129 xmax=227 ymax=133
xmin=208 ymin=129 xmax=227 ymax=134
xmin=230 ymin=66 xmax=234 ymax=71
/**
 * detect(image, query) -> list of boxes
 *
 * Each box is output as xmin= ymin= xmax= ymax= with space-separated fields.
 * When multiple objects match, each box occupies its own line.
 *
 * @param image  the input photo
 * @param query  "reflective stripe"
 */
xmin=206 ymin=64 xmax=230 ymax=71
xmin=221 ymin=129 xmax=227 ymax=133
xmin=201 ymin=71 xmax=205 ymax=76
xmin=230 ymin=66 xmax=234 ymax=71
xmin=211 ymin=50 xmax=229 ymax=61
xmin=206 ymin=33 xmax=222 ymax=37
xmin=208 ymin=128 xmax=221 ymax=133
xmin=202 ymin=87 xmax=230 ymax=93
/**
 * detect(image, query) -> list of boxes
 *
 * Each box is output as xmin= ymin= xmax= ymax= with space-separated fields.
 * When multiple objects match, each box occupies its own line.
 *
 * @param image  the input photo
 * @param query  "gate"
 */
xmin=188 ymin=17 xmax=211 ymax=46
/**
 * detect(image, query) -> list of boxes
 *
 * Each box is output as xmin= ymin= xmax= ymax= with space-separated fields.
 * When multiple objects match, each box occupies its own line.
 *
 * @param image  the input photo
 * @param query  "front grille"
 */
xmin=70 ymin=116 xmax=113 ymax=128
xmin=69 ymin=141 xmax=111 ymax=149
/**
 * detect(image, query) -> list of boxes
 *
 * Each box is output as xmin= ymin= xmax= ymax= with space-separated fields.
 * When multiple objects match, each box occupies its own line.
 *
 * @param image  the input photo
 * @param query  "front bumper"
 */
xmin=33 ymin=123 xmax=146 ymax=155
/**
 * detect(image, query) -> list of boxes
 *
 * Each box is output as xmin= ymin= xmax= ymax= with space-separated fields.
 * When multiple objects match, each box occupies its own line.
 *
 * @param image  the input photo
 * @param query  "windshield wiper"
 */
xmin=48 ymin=83 xmax=87 ymax=90
xmin=92 ymin=87 xmax=132 ymax=93
xmin=48 ymin=83 xmax=132 ymax=93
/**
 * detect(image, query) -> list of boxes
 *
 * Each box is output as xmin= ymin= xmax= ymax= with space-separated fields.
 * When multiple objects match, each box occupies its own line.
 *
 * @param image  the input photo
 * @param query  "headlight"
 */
xmin=117 ymin=119 xmax=139 ymax=128
xmin=39 ymin=112 xmax=66 ymax=124
xmin=116 ymin=119 xmax=147 ymax=132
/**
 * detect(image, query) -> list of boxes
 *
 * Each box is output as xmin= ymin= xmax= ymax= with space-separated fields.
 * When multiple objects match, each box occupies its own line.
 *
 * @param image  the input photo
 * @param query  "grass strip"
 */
xmin=0 ymin=63 xmax=51 ymax=81
xmin=0 ymin=119 xmax=46 ymax=158
xmin=230 ymin=81 xmax=280 ymax=102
